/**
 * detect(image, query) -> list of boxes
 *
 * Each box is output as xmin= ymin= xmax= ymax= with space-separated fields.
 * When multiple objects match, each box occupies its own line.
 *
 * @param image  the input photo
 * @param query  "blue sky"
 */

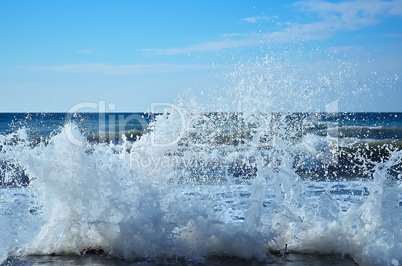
xmin=0 ymin=0 xmax=401 ymax=112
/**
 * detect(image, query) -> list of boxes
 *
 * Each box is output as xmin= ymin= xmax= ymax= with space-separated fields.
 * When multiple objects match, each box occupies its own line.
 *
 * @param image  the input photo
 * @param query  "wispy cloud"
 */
xmin=24 ymin=63 xmax=214 ymax=74
xmin=242 ymin=16 xmax=270 ymax=23
xmin=293 ymin=0 xmax=402 ymax=30
xmin=142 ymin=28 xmax=325 ymax=55
xmin=222 ymin=33 xmax=242 ymax=37
xmin=385 ymin=33 xmax=402 ymax=38
xmin=142 ymin=38 xmax=262 ymax=55
xmin=326 ymin=45 xmax=364 ymax=54
xmin=143 ymin=0 xmax=402 ymax=55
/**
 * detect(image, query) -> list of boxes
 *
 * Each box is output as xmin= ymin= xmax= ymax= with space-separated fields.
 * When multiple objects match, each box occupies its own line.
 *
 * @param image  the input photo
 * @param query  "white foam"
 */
xmin=1 ymin=122 xmax=400 ymax=265
xmin=1 ymin=58 xmax=400 ymax=265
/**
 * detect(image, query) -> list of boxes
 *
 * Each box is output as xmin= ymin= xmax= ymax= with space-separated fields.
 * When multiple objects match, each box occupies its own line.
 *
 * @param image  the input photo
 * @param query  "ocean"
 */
xmin=0 ymin=110 xmax=401 ymax=266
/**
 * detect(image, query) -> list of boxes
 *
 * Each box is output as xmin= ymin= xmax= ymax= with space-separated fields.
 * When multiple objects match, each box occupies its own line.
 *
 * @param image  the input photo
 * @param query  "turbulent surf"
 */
xmin=0 ymin=58 xmax=401 ymax=265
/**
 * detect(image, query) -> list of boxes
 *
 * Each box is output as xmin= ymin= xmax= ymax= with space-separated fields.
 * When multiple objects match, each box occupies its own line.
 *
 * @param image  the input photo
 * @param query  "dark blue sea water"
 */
xmin=0 ymin=111 xmax=401 ymax=265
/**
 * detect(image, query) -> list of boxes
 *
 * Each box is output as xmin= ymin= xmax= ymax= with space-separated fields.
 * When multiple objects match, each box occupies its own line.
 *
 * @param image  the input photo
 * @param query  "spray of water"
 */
xmin=0 ymin=57 xmax=401 ymax=265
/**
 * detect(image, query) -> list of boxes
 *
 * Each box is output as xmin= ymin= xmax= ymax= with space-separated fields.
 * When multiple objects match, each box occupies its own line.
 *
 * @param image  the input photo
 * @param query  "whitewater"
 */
xmin=0 ymin=58 xmax=401 ymax=265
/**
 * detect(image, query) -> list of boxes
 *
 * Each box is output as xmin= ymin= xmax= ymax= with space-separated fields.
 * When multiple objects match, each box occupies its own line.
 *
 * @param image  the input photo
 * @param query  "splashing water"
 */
xmin=0 ymin=58 xmax=401 ymax=265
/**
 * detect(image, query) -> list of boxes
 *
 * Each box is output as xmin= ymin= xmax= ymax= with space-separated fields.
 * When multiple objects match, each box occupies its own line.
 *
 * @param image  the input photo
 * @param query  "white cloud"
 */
xmin=24 ymin=63 xmax=214 ymax=74
xmin=222 ymin=33 xmax=242 ymax=37
xmin=293 ymin=0 xmax=402 ymax=30
xmin=326 ymin=45 xmax=364 ymax=54
xmin=242 ymin=16 xmax=270 ymax=23
xmin=386 ymin=33 xmax=402 ymax=38
xmin=142 ymin=28 xmax=326 ymax=55
xmin=142 ymin=0 xmax=402 ymax=55
xmin=142 ymin=38 xmax=261 ymax=55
